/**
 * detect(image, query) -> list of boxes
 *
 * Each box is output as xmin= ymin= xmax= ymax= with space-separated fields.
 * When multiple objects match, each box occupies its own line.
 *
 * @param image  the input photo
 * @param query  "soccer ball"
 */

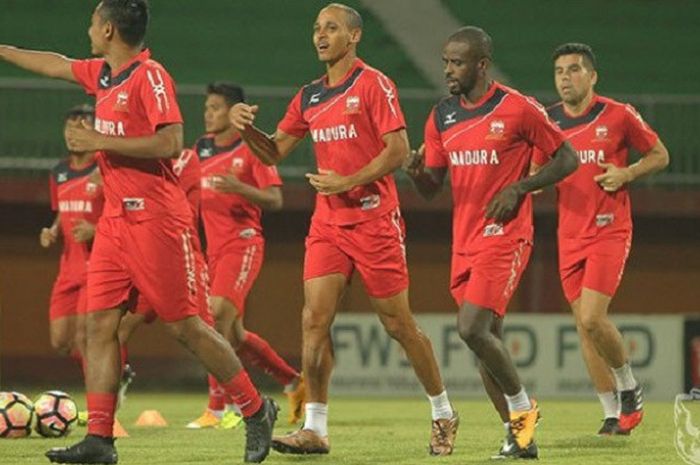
xmin=0 ymin=391 xmax=34 ymax=438
xmin=34 ymin=391 xmax=78 ymax=438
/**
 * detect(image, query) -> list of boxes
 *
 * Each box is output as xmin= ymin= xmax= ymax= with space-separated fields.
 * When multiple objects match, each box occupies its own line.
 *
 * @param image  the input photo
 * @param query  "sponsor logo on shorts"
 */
xmin=596 ymin=213 xmax=614 ymax=227
xmin=483 ymin=223 xmax=504 ymax=237
xmin=360 ymin=194 xmax=380 ymax=210
xmin=238 ymin=228 xmax=257 ymax=239
xmin=123 ymin=198 xmax=145 ymax=211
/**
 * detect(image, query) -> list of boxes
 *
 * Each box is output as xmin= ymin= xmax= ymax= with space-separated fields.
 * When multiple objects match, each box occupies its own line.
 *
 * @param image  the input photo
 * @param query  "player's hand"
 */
xmin=229 ymin=103 xmax=259 ymax=131
xmin=71 ymin=219 xmax=95 ymax=243
xmin=306 ymin=169 xmax=353 ymax=195
xmin=486 ymin=184 xmax=525 ymax=224
xmin=403 ymin=144 xmax=425 ymax=178
xmin=39 ymin=225 xmax=58 ymax=248
xmin=65 ymin=119 xmax=105 ymax=153
xmin=593 ymin=161 xmax=633 ymax=192
xmin=211 ymin=168 xmax=244 ymax=194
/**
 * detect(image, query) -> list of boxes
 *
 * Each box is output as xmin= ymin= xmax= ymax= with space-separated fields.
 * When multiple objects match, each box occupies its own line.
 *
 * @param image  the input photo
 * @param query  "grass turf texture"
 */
xmin=0 ymin=393 xmax=680 ymax=464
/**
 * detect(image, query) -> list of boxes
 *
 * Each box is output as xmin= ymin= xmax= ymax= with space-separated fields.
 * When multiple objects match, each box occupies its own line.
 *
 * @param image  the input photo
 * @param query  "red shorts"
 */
xmin=208 ymin=240 xmax=264 ymax=314
xmin=303 ymin=207 xmax=408 ymax=299
xmin=49 ymin=275 xmax=87 ymax=321
xmin=450 ymin=239 xmax=532 ymax=316
xmin=87 ymin=216 xmax=209 ymax=323
xmin=559 ymin=232 xmax=632 ymax=303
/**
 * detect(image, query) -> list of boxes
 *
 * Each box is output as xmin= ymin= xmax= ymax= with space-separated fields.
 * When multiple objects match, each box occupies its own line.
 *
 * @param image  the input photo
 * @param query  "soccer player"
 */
xmin=42 ymin=104 xmax=103 ymax=373
xmin=530 ymin=43 xmax=669 ymax=435
xmin=404 ymin=26 xmax=578 ymax=459
xmin=230 ymin=3 xmax=458 ymax=457
xmin=0 ymin=1 xmax=277 ymax=463
xmin=186 ymin=81 xmax=304 ymax=429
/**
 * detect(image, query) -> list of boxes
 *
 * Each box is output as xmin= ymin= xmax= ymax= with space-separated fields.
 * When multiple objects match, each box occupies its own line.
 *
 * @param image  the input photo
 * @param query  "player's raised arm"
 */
xmin=65 ymin=121 xmax=183 ymax=159
xmin=230 ymin=103 xmax=302 ymax=165
xmin=0 ymin=46 xmax=76 ymax=82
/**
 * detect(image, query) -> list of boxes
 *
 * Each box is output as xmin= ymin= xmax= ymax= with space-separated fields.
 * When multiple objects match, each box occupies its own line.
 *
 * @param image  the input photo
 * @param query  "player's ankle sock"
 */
xmin=427 ymin=390 xmax=453 ymax=420
xmin=503 ymin=421 xmax=510 ymax=433
xmin=612 ymin=363 xmax=637 ymax=391
xmin=597 ymin=391 xmax=620 ymax=418
xmin=303 ymin=402 xmax=328 ymax=437
xmin=220 ymin=369 xmax=263 ymax=418
xmin=237 ymin=331 xmax=299 ymax=386
xmin=505 ymin=387 xmax=532 ymax=412
xmin=225 ymin=403 xmax=241 ymax=414
xmin=86 ymin=392 xmax=117 ymax=437
xmin=119 ymin=344 xmax=128 ymax=373
xmin=207 ymin=374 xmax=226 ymax=411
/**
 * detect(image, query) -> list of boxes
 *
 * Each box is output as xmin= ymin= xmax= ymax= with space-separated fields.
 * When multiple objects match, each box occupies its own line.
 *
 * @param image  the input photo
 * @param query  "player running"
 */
xmin=186 ymin=81 xmax=304 ymax=429
xmin=230 ymin=2 xmax=458 ymax=457
xmin=42 ymin=104 xmax=103 ymax=375
xmin=404 ymin=26 xmax=578 ymax=459
xmin=531 ymin=43 xmax=669 ymax=435
xmin=0 ymin=1 xmax=276 ymax=463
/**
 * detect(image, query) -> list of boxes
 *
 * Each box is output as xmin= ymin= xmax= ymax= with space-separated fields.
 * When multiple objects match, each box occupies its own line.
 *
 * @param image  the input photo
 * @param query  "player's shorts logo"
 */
xmin=595 ymin=213 xmax=614 ymax=227
xmin=675 ymin=388 xmax=700 ymax=465
xmin=360 ymin=194 xmax=380 ymax=211
xmin=483 ymin=223 xmax=504 ymax=237
xmin=122 ymin=198 xmax=145 ymax=211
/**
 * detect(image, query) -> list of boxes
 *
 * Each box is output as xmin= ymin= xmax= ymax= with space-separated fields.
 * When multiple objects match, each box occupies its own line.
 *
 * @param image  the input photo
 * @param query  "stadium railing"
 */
xmin=0 ymin=78 xmax=697 ymax=187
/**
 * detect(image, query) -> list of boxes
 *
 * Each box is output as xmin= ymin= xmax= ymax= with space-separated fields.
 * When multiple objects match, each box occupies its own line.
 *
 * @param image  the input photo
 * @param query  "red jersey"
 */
xmin=173 ymin=148 xmax=201 ymax=222
xmin=533 ymin=95 xmax=658 ymax=239
xmin=49 ymin=157 xmax=104 ymax=282
xmin=196 ymin=135 xmax=282 ymax=256
xmin=425 ymin=82 xmax=566 ymax=253
xmin=278 ymin=58 xmax=405 ymax=225
xmin=71 ymin=49 xmax=189 ymax=222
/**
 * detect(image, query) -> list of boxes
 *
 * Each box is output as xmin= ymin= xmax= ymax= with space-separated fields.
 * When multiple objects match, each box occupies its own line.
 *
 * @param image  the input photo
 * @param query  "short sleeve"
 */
xmin=520 ymin=97 xmax=566 ymax=160
xmin=71 ymin=59 xmax=104 ymax=96
xmin=138 ymin=65 xmax=183 ymax=132
xmin=424 ymin=108 xmax=448 ymax=168
xmin=277 ymin=89 xmax=308 ymax=138
xmin=366 ymin=72 xmax=406 ymax=136
xmin=623 ymin=104 xmax=658 ymax=154
xmin=531 ymin=148 xmax=549 ymax=167
xmin=49 ymin=174 xmax=58 ymax=211
xmin=250 ymin=154 xmax=283 ymax=189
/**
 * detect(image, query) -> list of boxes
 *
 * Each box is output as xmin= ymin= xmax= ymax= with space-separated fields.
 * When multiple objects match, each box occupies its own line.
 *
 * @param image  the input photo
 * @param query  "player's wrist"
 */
xmin=623 ymin=166 xmax=636 ymax=184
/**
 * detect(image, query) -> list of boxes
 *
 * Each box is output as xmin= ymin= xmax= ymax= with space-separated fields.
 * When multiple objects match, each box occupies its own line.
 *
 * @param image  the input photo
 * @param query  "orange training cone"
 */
xmin=112 ymin=418 xmax=129 ymax=438
xmin=135 ymin=410 xmax=168 ymax=427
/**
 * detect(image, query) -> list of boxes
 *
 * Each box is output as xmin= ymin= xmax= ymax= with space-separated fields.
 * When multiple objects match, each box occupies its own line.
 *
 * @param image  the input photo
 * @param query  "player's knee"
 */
xmin=302 ymin=305 xmax=332 ymax=335
xmin=458 ymin=323 xmax=489 ymax=353
xmin=578 ymin=312 xmax=604 ymax=335
xmin=50 ymin=333 xmax=72 ymax=355
xmin=381 ymin=315 xmax=415 ymax=342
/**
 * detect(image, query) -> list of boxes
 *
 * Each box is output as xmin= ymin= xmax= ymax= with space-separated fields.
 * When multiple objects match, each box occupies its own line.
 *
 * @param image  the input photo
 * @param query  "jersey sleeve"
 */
xmin=366 ymin=72 xmax=406 ymax=136
xmin=623 ymin=104 xmax=658 ymax=154
xmin=520 ymin=97 xmax=566 ymax=160
xmin=250 ymin=155 xmax=283 ymax=189
xmin=424 ymin=108 xmax=448 ymax=168
xmin=71 ymin=59 xmax=104 ymax=96
xmin=530 ymin=148 xmax=550 ymax=167
xmin=277 ymin=89 xmax=308 ymax=138
xmin=49 ymin=174 xmax=58 ymax=211
xmin=138 ymin=65 xmax=183 ymax=132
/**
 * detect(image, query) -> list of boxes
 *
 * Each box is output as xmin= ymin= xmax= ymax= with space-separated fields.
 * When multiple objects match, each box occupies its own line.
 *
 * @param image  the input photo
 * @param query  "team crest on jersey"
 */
xmin=486 ymin=119 xmax=506 ymax=140
xmin=594 ymin=125 xmax=609 ymax=141
xmin=232 ymin=158 xmax=244 ymax=168
xmin=345 ymin=96 xmax=361 ymax=114
xmin=85 ymin=182 xmax=98 ymax=195
xmin=114 ymin=91 xmax=129 ymax=112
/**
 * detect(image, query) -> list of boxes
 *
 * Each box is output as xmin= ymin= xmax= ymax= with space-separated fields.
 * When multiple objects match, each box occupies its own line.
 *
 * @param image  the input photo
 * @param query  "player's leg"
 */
xmin=48 ymin=279 xmax=80 ymax=357
xmin=577 ymin=233 xmax=641 ymax=432
xmin=49 ymin=316 xmax=77 ymax=356
xmin=456 ymin=240 xmax=538 ymax=457
xmin=271 ymin=273 xmax=345 ymax=455
xmin=478 ymin=317 xmax=509 ymax=424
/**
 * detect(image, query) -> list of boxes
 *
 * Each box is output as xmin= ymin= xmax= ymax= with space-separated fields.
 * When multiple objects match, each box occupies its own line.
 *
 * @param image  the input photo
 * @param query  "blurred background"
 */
xmin=0 ymin=0 xmax=698 ymax=399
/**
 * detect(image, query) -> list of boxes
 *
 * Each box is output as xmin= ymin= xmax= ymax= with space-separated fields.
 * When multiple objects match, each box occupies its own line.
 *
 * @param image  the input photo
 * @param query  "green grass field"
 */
xmin=0 ymin=392 xmax=684 ymax=464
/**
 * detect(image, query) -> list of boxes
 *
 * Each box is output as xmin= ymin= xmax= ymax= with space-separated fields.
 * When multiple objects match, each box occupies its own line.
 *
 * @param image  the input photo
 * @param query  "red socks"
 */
xmin=219 ymin=370 xmax=262 ymax=418
xmin=237 ymin=331 xmax=298 ymax=386
xmin=86 ymin=392 xmax=116 ymax=437
xmin=207 ymin=374 xmax=226 ymax=411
